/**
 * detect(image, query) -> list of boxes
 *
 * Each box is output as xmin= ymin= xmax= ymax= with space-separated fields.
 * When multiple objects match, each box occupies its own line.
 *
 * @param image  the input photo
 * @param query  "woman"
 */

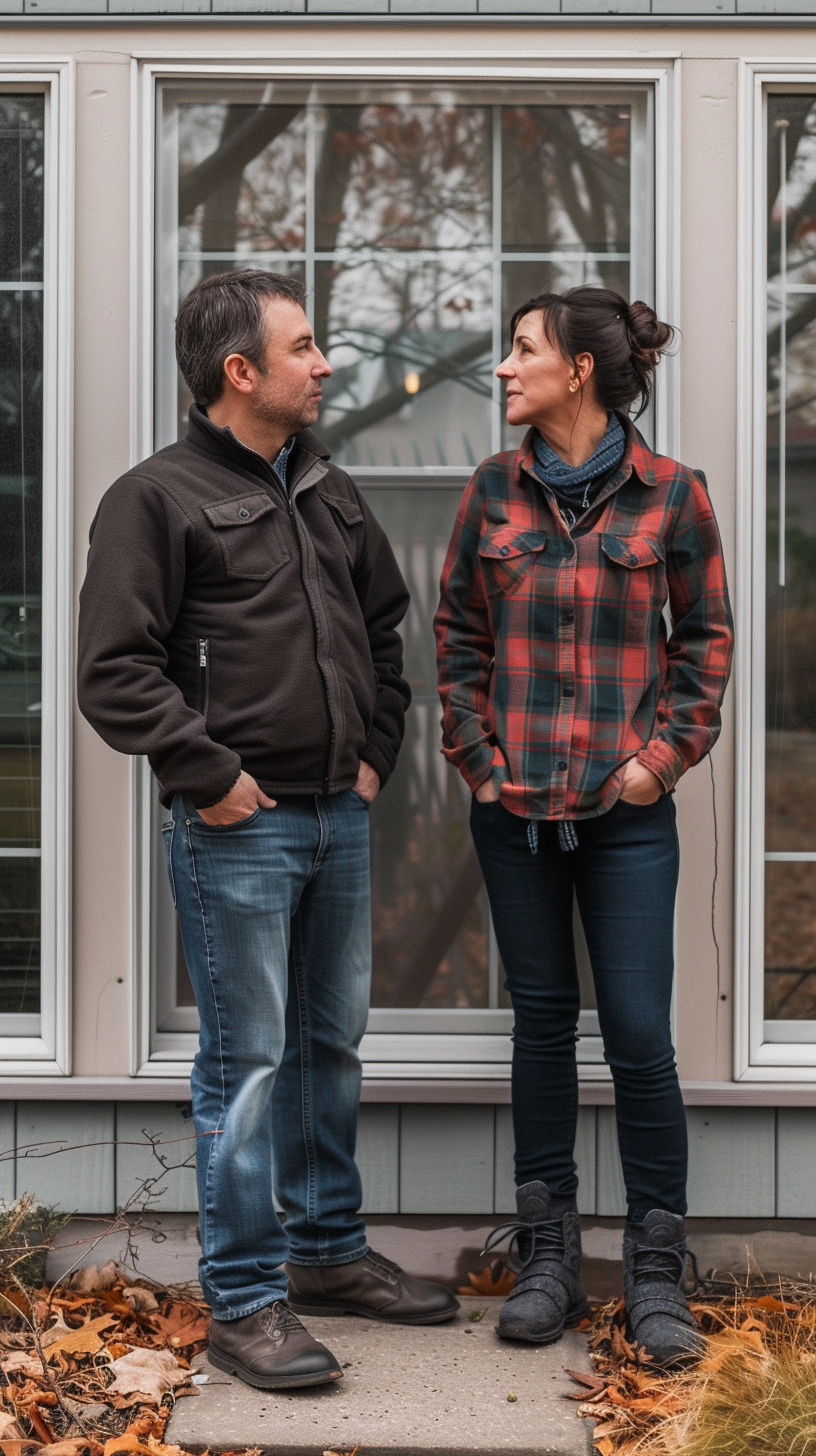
xmin=434 ymin=288 xmax=733 ymax=1367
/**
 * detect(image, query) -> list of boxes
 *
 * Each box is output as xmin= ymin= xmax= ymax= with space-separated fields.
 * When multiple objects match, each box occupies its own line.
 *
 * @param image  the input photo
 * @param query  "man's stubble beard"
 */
xmin=252 ymin=382 xmax=320 ymax=440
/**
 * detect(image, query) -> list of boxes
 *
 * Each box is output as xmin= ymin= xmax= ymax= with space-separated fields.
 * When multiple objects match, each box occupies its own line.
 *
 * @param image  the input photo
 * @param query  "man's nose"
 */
xmin=314 ymin=350 xmax=332 ymax=378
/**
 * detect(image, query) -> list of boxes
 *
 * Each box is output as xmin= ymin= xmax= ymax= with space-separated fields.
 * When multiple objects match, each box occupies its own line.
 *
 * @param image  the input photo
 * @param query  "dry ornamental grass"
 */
xmin=568 ymin=1276 xmax=816 ymax=1456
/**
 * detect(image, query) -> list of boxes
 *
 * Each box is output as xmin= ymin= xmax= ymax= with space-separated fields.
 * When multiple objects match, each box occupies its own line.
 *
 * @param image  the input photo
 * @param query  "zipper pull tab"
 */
xmin=198 ymin=639 xmax=208 ymax=669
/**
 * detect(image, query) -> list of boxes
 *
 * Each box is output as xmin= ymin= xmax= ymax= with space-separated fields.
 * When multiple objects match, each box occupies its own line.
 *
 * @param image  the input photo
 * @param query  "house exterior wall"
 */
xmin=0 ymin=13 xmax=812 ymax=1212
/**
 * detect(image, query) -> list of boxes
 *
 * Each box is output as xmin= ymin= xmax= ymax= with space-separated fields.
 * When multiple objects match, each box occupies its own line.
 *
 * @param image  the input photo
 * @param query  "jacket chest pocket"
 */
xmin=478 ymin=527 xmax=548 ymax=600
xmin=318 ymin=489 xmax=365 ymax=565
xmin=599 ymin=533 xmax=667 ymax=610
xmin=202 ymin=492 xmax=291 ymax=582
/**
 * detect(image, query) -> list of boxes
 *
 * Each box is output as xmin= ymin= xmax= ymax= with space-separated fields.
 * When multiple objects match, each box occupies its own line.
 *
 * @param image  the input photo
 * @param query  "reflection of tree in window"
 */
xmin=163 ymin=88 xmax=637 ymax=1014
xmin=0 ymin=97 xmax=44 ymax=1015
xmin=765 ymin=96 xmax=816 ymax=1020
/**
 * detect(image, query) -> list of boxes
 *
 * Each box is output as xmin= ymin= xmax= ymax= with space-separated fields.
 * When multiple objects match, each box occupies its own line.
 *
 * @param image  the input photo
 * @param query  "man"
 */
xmin=77 ymin=270 xmax=458 ymax=1391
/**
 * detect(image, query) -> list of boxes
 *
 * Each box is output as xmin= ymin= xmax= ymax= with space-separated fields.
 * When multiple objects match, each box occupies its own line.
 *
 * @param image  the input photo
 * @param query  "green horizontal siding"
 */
xmin=0 ymin=1100 xmax=811 ymax=1218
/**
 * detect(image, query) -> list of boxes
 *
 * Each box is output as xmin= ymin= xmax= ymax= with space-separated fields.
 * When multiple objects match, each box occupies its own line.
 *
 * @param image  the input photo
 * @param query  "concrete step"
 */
xmin=166 ymin=1298 xmax=595 ymax=1456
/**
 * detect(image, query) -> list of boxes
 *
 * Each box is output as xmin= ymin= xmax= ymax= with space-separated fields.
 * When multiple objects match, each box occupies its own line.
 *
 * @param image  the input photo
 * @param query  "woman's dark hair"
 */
xmin=175 ymin=269 xmax=307 ymax=407
xmin=509 ymin=287 xmax=674 ymax=417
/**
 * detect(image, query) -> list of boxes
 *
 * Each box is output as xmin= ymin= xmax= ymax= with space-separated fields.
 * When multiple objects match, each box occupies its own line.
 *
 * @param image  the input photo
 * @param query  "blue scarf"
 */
xmin=531 ymin=413 xmax=626 ymax=513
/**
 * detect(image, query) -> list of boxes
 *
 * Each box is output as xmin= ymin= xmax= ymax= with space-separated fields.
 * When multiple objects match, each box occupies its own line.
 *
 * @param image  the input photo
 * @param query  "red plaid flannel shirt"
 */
xmin=434 ymin=418 xmax=733 ymax=820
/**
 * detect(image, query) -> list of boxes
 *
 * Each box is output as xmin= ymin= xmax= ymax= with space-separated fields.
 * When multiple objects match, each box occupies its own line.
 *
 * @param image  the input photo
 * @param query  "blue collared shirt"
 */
xmin=272 ymin=436 xmax=296 ymax=493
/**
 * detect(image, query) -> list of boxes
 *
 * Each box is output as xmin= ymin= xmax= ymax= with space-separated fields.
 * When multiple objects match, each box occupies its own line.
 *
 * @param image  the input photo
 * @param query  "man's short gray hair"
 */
xmin=175 ymin=269 xmax=307 ymax=407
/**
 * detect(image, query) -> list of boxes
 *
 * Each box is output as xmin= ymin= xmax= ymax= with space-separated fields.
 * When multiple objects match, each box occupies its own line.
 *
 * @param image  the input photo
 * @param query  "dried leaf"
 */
xmin=0 ymin=1417 xmax=23 ymax=1440
xmin=39 ymin=1311 xmax=73 ymax=1348
xmin=120 ymin=1289 xmax=159 ymax=1316
xmin=322 ymin=1446 xmax=359 ymax=1456
xmin=0 ymin=1352 xmax=43 ymax=1380
xmin=457 ymin=1259 xmax=516 ymax=1298
xmin=107 ymin=1348 xmax=190 ymax=1404
xmin=67 ymin=1262 xmax=121 ymax=1294
xmin=45 ymin=1313 xmax=117 ymax=1359
xmin=146 ymin=1307 xmax=209 ymax=1349
xmin=0 ymin=1443 xmax=46 ymax=1456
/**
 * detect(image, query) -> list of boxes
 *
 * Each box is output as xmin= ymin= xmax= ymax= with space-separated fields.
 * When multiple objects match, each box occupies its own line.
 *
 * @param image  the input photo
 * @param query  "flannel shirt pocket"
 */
xmin=601 ymin=534 xmax=665 ymax=569
xmin=478 ymin=527 xmax=548 ymax=600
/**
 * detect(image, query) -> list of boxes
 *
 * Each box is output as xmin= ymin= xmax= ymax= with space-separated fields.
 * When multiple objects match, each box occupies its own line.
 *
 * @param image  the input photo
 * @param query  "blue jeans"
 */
xmin=164 ymin=790 xmax=372 ymax=1319
xmin=470 ymin=794 xmax=686 ymax=1224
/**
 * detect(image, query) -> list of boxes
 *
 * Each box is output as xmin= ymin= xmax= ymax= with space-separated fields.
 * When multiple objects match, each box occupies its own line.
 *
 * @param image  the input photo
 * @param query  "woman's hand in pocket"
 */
xmin=475 ymin=779 xmax=500 ymax=804
xmin=619 ymin=758 xmax=663 ymax=805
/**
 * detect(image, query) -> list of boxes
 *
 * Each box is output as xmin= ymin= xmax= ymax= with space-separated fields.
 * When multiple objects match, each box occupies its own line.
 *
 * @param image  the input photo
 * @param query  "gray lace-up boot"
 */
xmin=622 ymin=1210 xmax=705 ymax=1368
xmin=487 ymin=1180 xmax=589 ymax=1345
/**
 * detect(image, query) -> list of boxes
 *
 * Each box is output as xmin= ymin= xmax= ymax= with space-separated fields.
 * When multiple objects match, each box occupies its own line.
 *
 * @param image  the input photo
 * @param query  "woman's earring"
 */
xmin=569 ymin=379 xmax=579 ymax=393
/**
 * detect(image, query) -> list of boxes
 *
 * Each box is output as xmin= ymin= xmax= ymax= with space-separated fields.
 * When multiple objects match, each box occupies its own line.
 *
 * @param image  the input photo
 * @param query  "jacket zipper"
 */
xmin=198 ymin=638 xmax=210 ymax=721
xmin=285 ymin=493 xmax=336 ymax=795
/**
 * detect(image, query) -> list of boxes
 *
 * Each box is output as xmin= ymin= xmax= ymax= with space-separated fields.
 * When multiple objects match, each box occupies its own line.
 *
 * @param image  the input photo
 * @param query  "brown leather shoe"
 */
xmin=286 ymin=1249 xmax=460 ymax=1325
xmin=208 ymin=1300 xmax=343 ymax=1389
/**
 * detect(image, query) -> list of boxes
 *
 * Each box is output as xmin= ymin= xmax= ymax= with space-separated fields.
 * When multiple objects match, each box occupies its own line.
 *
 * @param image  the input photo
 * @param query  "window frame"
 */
xmin=130 ymin=51 xmax=680 ymax=1080
xmin=735 ymin=62 xmax=816 ymax=1080
xmin=0 ymin=62 xmax=74 ymax=1073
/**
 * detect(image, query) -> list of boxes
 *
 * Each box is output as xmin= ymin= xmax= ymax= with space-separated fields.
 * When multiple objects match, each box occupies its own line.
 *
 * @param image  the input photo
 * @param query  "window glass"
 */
xmin=765 ymin=96 xmax=816 ymax=1024
xmin=154 ymin=82 xmax=651 ymax=1036
xmin=0 ymin=97 xmax=44 ymax=1019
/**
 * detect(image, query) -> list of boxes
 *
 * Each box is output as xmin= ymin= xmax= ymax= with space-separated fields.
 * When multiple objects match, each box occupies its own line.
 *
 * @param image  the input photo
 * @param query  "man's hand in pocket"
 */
xmin=197 ymin=770 xmax=277 ymax=826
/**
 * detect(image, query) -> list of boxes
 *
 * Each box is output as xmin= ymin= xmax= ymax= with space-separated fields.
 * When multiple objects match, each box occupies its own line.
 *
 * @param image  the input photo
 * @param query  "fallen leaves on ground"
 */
xmin=457 ymin=1257 xmax=517 ymax=1298
xmin=569 ymin=1275 xmax=816 ymax=1454
xmin=107 ymin=1350 xmax=190 ymax=1405
xmin=0 ymin=1267 xmax=209 ymax=1450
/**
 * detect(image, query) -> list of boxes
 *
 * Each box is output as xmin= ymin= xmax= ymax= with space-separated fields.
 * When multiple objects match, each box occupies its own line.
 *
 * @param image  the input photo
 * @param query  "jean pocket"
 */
xmin=348 ymin=788 xmax=370 ymax=809
xmin=195 ymin=805 xmax=263 ymax=832
xmin=161 ymin=821 xmax=177 ymax=907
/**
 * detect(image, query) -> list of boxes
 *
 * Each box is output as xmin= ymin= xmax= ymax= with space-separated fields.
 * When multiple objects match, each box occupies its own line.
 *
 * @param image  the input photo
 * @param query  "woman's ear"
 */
xmin=574 ymin=351 xmax=595 ymax=387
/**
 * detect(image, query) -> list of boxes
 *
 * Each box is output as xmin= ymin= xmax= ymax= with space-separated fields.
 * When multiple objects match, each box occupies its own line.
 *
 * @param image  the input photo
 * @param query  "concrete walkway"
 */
xmin=166 ymin=1298 xmax=595 ymax=1456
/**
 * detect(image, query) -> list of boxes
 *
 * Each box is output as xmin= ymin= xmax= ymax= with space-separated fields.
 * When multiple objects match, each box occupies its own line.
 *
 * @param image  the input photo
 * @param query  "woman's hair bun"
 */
xmin=626 ymin=300 xmax=675 ymax=362
xmin=509 ymin=286 xmax=676 ymax=417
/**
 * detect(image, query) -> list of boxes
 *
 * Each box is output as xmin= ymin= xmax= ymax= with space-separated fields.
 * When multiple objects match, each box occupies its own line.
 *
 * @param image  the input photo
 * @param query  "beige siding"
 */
xmin=0 ymin=18 xmax=804 ymax=1080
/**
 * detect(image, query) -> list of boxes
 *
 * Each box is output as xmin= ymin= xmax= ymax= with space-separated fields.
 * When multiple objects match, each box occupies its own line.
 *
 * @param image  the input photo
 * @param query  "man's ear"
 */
xmin=222 ymin=352 xmax=257 ymax=395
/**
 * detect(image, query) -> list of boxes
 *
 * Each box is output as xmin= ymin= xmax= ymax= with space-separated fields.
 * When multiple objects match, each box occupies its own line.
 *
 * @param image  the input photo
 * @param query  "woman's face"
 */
xmin=496 ymin=310 xmax=593 ymax=429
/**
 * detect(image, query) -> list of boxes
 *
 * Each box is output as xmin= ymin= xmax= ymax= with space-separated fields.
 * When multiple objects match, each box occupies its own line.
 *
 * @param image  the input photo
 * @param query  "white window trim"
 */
xmin=0 ymin=61 xmax=73 ymax=1074
xmin=129 ymin=50 xmax=680 ymax=1080
xmin=735 ymin=61 xmax=816 ymax=1080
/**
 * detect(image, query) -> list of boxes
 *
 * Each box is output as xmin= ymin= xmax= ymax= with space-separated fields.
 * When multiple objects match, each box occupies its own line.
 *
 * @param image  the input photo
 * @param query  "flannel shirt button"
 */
xmin=563 ymin=682 xmax=575 ymax=697
xmin=500 ymin=546 xmax=510 ymax=556
xmin=628 ymin=552 xmax=637 ymax=565
xmin=239 ymin=507 xmax=250 ymax=519
xmin=557 ymin=759 xmax=568 ymax=772
xmin=562 ymin=608 xmax=574 ymax=624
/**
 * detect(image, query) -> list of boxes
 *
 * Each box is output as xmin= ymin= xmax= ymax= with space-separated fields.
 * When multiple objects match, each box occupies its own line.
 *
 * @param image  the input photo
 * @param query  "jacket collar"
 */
xmin=518 ymin=410 xmax=657 ymax=493
xmin=185 ymin=405 xmax=331 ymax=486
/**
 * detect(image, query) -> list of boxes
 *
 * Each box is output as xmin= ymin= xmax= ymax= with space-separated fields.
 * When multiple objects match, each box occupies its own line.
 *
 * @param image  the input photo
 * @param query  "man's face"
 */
xmin=247 ymin=298 xmax=332 ymax=435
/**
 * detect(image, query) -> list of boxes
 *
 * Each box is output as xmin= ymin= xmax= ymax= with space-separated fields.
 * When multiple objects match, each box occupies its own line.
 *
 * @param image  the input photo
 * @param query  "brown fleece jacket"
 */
xmin=77 ymin=407 xmax=411 ymax=808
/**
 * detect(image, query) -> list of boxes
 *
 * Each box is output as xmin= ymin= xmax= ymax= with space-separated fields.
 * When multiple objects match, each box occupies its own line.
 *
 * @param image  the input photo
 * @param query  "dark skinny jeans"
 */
xmin=470 ymin=794 xmax=686 ymax=1224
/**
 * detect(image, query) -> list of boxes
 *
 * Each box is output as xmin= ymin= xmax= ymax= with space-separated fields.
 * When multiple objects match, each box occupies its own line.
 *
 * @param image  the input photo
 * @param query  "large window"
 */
xmin=145 ymin=76 xmax=656 ymax=1071
xmin=0 ymin=72 xmax=70 ymax=1069
xmin=0 ymin=96 xmax=44 ymax=1034
xmin=762 ymin=93 xmax=816 ymax=1049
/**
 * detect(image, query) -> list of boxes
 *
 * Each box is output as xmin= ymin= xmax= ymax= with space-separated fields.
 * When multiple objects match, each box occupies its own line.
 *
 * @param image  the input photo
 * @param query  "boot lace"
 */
xmin=362 ymin=1249 xmax=402 ymax=1282
xmin=483 ymin=1217 xmax=566 ymax=1273
xmin=631 ymin=1243 xmax=699 ymax=1294
xmin=267 ymin=1300 xmax=307 ymax=1334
